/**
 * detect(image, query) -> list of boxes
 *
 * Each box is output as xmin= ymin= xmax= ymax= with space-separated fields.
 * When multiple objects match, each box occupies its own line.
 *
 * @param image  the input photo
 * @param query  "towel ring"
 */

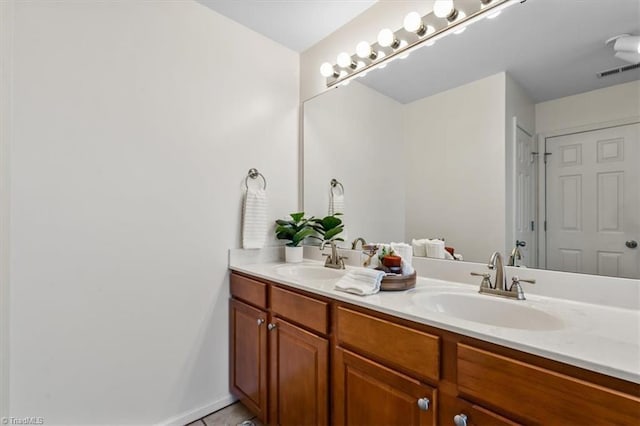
xmin=245 ymin=168 xmax=267 ymax=190
xmin=330 ymin=178 xmax=344 ymax=195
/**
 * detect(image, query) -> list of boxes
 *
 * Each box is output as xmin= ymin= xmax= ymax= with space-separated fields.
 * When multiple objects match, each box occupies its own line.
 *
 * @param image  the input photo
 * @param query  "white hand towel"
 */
xmin=391 ymin=242 xmax=415 ymax=275
xmin=242 ymin=187 xmax=268 ymax=249
xmin=329 ymin=192 xmax=347 ymax=240
xmin=425 ymin=239 xmax=445 ymax=259
xmin=335 ymin=268 xmax=386 ymax=296
xmin=412 ymin=239 xmax=427 ymax=257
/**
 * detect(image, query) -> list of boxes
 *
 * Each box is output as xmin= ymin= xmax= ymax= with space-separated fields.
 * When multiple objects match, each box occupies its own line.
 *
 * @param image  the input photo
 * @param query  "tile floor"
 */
xmin=187 ymin=402 xmax=263 ymax=426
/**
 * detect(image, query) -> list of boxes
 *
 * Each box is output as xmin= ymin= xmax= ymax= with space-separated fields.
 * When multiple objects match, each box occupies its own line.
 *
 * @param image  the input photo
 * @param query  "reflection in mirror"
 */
xmin=303 ymin=0 xmax=640 ymax=278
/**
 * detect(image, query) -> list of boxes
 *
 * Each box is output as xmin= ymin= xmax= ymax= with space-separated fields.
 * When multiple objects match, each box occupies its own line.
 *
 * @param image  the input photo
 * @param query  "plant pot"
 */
xmin=285 ymin=245 xmax=304 ymax=263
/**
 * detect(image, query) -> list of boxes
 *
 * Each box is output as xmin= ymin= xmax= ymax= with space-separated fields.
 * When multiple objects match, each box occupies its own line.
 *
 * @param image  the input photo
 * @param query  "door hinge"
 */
xmin=543 ymin=152 xmax=552 ymax=164
xmin=544 ymin=220 xmax=547 ymax=232
xmin=531 ymin=221 xmax=535 ymax=231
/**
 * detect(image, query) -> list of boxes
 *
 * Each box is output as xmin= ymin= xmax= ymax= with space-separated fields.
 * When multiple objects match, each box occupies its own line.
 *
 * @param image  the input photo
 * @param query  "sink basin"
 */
xmin=275 ymin=264 xmax=345 ymax=281
xmin=412 ymin=292 xmax=564 ymax=331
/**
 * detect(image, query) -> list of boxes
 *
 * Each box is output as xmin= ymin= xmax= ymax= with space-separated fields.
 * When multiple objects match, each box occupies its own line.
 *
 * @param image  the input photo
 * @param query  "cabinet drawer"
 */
xmin=230 ymin=273 xmax=267 ymax=309
xmin=336 ymin=306 xmax=440 ymax=382
xmin=457 ymin=343 xmax=640 ymax=425
xmin=271 ymin=285 xmax=329 ymax=335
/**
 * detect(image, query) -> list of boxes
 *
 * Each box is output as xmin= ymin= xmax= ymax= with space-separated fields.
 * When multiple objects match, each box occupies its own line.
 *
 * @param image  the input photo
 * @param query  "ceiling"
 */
xmin=198 ymin=0 xmax=377 ymax=52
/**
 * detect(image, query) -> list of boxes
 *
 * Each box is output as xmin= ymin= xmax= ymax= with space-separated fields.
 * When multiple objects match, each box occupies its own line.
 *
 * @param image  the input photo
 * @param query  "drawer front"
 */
xmin=230 ymin=273 xmax=267 ymax=309
xmin=336 ymin=306 xmax=440 ymax=382
xmin=457 ymin=343 xmax=640 ymax=425
xmin=271 ymin=285 xmax=329 ymax=335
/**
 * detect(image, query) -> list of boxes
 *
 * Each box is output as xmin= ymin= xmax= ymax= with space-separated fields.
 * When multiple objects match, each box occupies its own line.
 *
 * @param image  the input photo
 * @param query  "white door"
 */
xmin=546 ymin=123 xmax=639 ymax=278
xmin=514 ymin=125 xmax=537 ymax=267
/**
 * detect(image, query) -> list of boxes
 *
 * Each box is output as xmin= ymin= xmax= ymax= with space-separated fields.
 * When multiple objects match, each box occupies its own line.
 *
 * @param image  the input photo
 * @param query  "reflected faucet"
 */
xmin=351 ymin=237 xmax=367 ymax=250
xmin=508 ymin=240 xmax=525 ymax=266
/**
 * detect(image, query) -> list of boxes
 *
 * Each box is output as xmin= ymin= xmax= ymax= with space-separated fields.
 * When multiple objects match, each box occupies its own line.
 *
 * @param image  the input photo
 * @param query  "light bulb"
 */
xmin=319 ymin=62 xmax=336 ymax=77
xmin=433 ymin=0 xmax=455 ymax=18
xmin=336 ymin=52 xmax=354 ymax=68
xmin=403 ymin=12 xmax=424 ymax=34
xmin=377 ymin=28 xmax=396 ymax=48
xmin=356 ymin=41 xmax=375 ymax=59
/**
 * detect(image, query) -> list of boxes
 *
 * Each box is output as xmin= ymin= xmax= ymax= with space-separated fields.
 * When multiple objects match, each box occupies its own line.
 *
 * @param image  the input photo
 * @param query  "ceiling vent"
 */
xmin=597 ymin=62 xmax=640 ymax=78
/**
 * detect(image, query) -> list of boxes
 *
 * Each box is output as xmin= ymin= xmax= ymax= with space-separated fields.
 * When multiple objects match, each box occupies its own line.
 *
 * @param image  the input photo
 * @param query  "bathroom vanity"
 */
xmin=228 ymin=259 xmax=640 ymax=425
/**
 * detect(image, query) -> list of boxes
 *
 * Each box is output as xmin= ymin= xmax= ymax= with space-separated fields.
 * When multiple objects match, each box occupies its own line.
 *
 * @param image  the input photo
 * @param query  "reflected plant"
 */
xmin=275 ymin=212 xmax=315 ymax=247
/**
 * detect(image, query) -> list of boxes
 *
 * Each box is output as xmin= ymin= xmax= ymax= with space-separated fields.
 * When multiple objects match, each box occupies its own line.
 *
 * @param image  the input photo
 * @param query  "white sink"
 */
xmin=275 ymin=264 xmax=345 ymax=281
xmin=412 ymin=292 xmax=564 ymax=331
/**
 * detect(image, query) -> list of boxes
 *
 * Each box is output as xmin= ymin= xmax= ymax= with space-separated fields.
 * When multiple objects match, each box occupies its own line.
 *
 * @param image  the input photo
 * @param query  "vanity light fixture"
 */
xmin=319 ymin=0 xmax=520 ymax=87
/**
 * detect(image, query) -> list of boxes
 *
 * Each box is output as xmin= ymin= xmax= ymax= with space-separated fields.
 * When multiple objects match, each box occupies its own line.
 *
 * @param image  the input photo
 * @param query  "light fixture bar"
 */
xmin=321 ymin=0 xmax=520 ymax=88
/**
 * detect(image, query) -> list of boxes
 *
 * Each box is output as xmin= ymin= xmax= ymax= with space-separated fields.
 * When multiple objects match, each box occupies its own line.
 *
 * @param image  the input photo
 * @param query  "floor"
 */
xmin=187 ymin=402 xmax=263 ymax=426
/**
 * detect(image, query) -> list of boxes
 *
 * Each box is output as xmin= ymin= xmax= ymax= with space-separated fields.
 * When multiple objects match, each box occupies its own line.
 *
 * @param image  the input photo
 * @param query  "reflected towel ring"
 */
xmin=245 ymin=168 xmax=267 ymax=190
xmin=330 ymin=178 xmax=344 ymax=195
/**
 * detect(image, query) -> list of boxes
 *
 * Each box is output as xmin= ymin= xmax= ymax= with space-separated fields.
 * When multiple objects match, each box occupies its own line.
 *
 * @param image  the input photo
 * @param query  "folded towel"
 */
xmin=242 ymin=187 xmax=268 ymax=249
xmin=329 ymin=191 xmax=347 ymax=241
xmin=335 ymin=268 xmax=385 ymax=296
xmin=425 ymin=239 xmax=445 ymax=259
xmin=411 ymin=239 xmax=427 ymax=257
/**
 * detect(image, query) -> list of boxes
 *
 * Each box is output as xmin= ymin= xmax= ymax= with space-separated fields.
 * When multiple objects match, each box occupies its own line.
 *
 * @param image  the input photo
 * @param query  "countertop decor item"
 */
xmin=275 ymin=212 xmax=315 ymax=263
xmin=309 ymin=214 xmax=345 ymax=245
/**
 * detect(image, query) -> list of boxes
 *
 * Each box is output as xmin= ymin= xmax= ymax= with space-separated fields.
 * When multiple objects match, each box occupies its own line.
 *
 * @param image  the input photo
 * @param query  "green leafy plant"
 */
xmin=275 ymin=212 xmax=315 ymax=247
xmin=309 ymin=214 xmax=345 ymax=244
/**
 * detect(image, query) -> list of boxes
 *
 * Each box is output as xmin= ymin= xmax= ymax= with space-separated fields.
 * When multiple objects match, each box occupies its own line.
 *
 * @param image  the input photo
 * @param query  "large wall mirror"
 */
xmin=303 ymin=0 xmax=640 ymax=279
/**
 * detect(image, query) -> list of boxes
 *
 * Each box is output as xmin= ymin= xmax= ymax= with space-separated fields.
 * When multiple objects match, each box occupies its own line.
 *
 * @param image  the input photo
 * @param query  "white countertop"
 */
xmin=230 ymin=259 xmax=640 ymax=384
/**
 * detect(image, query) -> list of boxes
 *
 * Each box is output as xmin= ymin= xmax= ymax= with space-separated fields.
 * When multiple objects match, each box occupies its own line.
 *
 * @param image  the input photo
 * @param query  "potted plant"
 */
xmin=275 ymin=212 xmax=315 ymax=263
xmin=309 ymin=214 xmax=345 ymax=245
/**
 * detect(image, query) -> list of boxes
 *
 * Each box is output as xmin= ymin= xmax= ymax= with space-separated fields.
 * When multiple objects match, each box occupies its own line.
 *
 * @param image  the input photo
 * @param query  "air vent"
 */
xmin=597 ymin=62 xmax=640 ymax=78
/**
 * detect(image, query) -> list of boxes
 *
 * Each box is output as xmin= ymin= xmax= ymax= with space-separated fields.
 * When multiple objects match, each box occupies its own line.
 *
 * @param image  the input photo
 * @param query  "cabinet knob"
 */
xmin=267 ymin=323 xmax=277 ymax=331
xmin=257 ymin=318 xmax=265 ymax=326
xmin=416 ymin=397 xmax=430 ymax=411
xmin=453 ymin=413 xmax=468 ymax=426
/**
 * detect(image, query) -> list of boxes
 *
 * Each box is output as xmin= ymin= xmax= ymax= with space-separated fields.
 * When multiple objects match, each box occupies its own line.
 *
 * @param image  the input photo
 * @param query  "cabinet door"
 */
xmin=334 ymin=348 xmax=436 ymax=426
xmin=269 ymin=318 xmax=329 ymax=426
xmin=229 ymin=299 xmax=268 ymax=422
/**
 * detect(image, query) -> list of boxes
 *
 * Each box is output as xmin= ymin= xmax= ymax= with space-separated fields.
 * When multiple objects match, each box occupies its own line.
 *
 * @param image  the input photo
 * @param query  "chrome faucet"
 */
xmin=320 ymin=240 xmax=346 ymax=269
xmin=470 ymin=251 xmax=536 ymax=300
xmin=508 ymin=240 xmax=525 ymax=266
xmin=351 ymin=237 xmax=367 ymax=250
xmin=488 ymin=251 xmax=508 ymax=291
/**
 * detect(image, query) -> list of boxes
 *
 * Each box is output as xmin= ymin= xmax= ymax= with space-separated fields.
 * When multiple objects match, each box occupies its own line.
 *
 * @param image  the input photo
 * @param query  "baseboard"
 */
xmin=158 ymin=394 xmax=236 ymax=426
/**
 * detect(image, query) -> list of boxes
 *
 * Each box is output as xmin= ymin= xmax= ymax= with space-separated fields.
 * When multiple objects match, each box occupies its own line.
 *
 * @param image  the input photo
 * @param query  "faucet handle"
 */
xmin=470 ymin=272 xmax=492 ymax=289
xmin=512 ymin=275 xmax=536 ymax=284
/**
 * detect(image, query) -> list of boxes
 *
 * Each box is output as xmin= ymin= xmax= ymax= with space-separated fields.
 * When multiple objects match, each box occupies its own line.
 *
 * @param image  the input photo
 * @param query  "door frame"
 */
xmin=537 ymin=115 xmax=640 ymax=270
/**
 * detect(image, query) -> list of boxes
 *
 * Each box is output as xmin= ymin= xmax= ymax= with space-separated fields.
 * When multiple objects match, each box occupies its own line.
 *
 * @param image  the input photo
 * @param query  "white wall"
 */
xmin=303 ymin=81 xmax=405 ymax=244
xmin=4 ymin=1 xmax=298 ymax=424
xmin=300 ymin=1 xmax=435 ymax=101
xmin=505 ymin=74 xmax=535 ymax=256
xmin=536 ymin=80 xmax=640 ymax=134
xmin=404 ymin=73 xmax=506 ymax=262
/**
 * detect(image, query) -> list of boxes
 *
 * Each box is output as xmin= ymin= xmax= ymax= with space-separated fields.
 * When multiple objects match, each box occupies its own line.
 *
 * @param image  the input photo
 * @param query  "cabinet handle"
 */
xmin=416 ymin=397 xmax=430 ymax=411
xmin=453 ymin=413 xmax=468 ymax=426
xmin=267 ymin=323 xmax=277 ymax=331
xmin=257 ymin=318 xmax=265 ymax=326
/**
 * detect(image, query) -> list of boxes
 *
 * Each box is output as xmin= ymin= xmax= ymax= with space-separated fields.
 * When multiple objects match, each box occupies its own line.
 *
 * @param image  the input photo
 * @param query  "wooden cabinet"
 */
xmin=457 ymin=343 xmax=640 ymax=425
xmin=269 ymin=318 xmax=328 ymax=426
xmin=229 ymin=273 xmax=329 ymax=425
xmin=334 ymin=348 xmax=437 ymax=426
xmin=230 ymin=271 xmax=640 ymax=426
xmin=229 ymin=298 xmax=268 ymax=421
